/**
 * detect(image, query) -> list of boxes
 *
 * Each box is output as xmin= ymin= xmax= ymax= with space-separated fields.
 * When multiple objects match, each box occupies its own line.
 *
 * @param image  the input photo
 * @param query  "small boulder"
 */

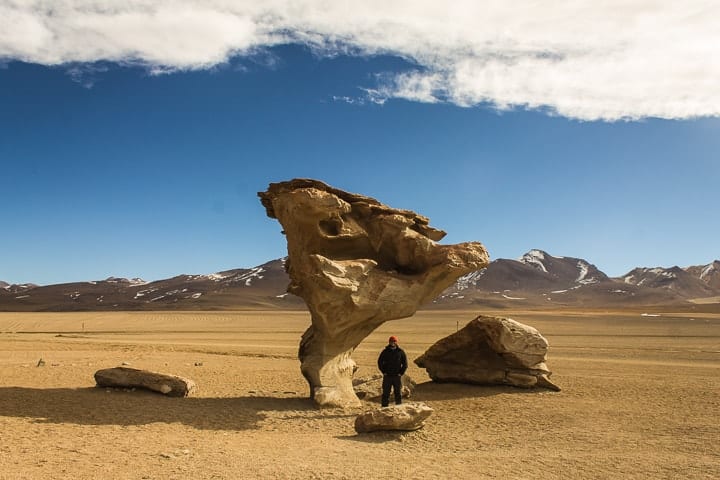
xmin=94 ymin=367 xmax=197 ymax=397
xmin=353 ymin=374 xmax=416 ymax=400
xmin=354 ymin=402 xmax=433 ymax=433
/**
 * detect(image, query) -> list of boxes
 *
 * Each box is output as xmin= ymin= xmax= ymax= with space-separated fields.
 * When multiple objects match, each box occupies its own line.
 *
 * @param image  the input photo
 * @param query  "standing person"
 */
xmin=377 ymin=335 xmax=408 ymax=407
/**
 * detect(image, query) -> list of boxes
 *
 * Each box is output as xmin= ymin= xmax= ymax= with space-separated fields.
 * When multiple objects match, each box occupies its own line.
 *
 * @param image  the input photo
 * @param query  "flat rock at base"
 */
xmin=94 ymin=367 xmax=197 ymax=397
xmin=415 ymin=315 xmax=560 ymax=391
xmin=354 ymin=402 xmax=433 ymax=433
xmin=353 ymin=374 xmax=416 ymax=400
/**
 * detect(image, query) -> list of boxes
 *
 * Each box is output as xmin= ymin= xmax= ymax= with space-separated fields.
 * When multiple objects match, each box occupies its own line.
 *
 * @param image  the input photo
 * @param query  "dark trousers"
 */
xmin=381 ymin=374 xmax=402 ymax=407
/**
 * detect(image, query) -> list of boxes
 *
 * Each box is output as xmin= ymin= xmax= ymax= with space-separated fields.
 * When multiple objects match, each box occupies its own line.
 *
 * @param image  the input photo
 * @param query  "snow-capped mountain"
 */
xmin=0 ymin=258 xmax=302 ymax=311
xmin=0 ymin=282 xmax=38 ymax=295
xmin=518 ymin=249 xmax=608 ymax=285
xmin=685 ymin=260 xmax=720 ymax=291
xmin=436 ymin=250 xmax=720 ymax=308
xmin=437 ymin=249 xmax=618 ymax=306
xmin=2 ymin=252 xmax=718 ymax=311
xmin=619 ymin=264 xmax=717 ymax=299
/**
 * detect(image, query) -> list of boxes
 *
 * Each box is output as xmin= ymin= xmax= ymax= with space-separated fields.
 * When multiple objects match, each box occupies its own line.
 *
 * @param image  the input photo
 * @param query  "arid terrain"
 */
xmin=1 ymin=309 xmax=719 ymax=479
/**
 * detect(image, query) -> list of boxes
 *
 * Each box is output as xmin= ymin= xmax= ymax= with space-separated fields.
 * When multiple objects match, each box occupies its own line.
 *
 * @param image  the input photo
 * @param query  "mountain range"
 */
xmin=1 ymin=250 xmax=719 ymax=312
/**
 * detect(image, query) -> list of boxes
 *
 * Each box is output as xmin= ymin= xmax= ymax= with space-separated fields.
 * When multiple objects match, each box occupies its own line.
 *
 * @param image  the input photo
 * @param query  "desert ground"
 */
xmin=1 ymin=309 xmax=718 ymax=479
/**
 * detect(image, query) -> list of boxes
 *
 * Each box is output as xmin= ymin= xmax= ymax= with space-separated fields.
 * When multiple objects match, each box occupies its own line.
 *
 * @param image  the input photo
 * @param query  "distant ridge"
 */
xmin=1 ymin=252 xmax=719 ymax=311
xmin=436 ymin=251 xmax=720 ymax=309
xmin=617 ymin=265 xmax=716 ymax=299
xmin=1 ymin=282 xmax=37 ymax=295
xmin=684 ymin=260 xmax=720 ymax=291
xmin=0 ymin=259 xmax=303 ymax=312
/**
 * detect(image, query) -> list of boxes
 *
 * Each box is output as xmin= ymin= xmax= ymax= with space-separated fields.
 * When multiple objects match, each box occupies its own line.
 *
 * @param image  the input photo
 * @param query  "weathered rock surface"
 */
xmin=94 ymin=367 xmax=197 ymax=397
xmin=352 ymin=373 xmax=416 ymax=400
xmin=259 ymin=179 xmax=489 ymax=407
xmin=354 ymin=402 xmax=433 ymax=433
xmin=415 ymin=315 xmax=560 ymax=391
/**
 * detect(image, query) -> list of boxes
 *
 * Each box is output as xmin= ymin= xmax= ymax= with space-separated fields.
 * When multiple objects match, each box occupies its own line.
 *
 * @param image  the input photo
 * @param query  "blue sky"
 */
xmin=1 ymin=2 xmax=718 ymax=285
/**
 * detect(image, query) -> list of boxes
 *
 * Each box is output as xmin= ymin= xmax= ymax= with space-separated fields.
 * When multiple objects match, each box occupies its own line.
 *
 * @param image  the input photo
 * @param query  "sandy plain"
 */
xmin=0 ymin=309 xmax=719 ymax=480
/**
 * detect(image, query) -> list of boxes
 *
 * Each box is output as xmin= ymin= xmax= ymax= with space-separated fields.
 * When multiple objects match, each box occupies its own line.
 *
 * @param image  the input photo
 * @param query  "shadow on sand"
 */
xmin=0 ymin=387 xmax=319 ymax=431
xmin=412 ymin=380 xmax=547 ymax=401
xmin=0 ymin=382 xmax=552 ymax=434
xmin=337 ymin=381 xmax=550 ymax=443
xmin=336 ymin=430 xmax=415 ymax=443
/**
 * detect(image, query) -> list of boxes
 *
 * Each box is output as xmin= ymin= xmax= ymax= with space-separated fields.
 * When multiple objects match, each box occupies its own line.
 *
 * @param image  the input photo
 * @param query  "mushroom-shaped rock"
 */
xmin=258 ymin=179 xmax=489 ymax=407
xmin=354 ymin=402 xmax=433 ymax=433
xmin=415 ymin=315 xmax=560 ymax=391
xmin=353 ymin=373 xmax=416 ymax=400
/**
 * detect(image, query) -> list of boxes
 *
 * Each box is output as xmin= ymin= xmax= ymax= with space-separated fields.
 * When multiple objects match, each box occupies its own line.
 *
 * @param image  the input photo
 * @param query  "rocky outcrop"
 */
xmin=94 ymin=367 xmax=197 ymax=397
xmin=354 ymin=402 xmax=433 ymax=433
xmin=415 ymin=315 xmax=560 ymax=391
xmin=353 ymin=373 xmax=416 ymax=400
xmin=258 ymin=179 xmax=489 ymax=407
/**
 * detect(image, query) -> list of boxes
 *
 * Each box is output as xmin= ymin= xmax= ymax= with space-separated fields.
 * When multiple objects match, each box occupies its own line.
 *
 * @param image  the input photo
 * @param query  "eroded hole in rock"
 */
xmin=395 ymin=265 xmax=423 ymax=276
xmin=319 ymin=218 xmax=342 ymax=236
xmin=376 ymin=260 xmax=423 ymax=276
xmin=409 ymin=224 xmax=426 ymax=235
xmin=317 ymin=237 xmax=375 ymax=262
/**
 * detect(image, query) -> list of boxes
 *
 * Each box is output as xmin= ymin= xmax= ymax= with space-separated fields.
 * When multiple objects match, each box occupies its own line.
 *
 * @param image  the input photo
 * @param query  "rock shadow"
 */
xmin=411 ymin=381 xmax=552 ymax=401
xmin=0 ymin=387 xmax=317 ymax=431
xmin=336 ymin=430 xmax=416 ymax=443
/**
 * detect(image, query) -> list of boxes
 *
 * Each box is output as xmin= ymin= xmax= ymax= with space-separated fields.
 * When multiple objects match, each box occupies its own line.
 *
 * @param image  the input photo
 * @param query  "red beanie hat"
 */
xmin=389 ymin=335 xmax=398 ymax=343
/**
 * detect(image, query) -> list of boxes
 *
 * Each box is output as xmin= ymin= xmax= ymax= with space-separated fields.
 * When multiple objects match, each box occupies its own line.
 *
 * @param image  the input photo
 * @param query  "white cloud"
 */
xmin=1 ymin=0 xmax=718 ymax=120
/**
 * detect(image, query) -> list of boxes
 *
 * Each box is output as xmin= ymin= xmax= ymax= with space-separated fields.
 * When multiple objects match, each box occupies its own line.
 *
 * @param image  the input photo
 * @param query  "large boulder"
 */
xmin=415 ymin=315 xmax=560 ymax=391
xmin=354 ymin=402 xmax=433 ymax=433
xmin=258 ymin=179 xmax=489 ymax=407
xmin=353 ymin=373 xmax=416 ymax=400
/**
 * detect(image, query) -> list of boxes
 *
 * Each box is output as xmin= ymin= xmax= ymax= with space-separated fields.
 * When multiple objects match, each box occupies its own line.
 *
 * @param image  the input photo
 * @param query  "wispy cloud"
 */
xmin=64 ymin=62 xmax=109 ymax=88
xmin=1 ymin=1 xmax=718 ymax=120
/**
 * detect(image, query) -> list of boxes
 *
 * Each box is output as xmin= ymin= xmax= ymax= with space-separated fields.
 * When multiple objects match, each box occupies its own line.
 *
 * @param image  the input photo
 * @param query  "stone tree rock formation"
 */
xmin=415 ymin=315 xmax=560 ymax=391
xmin=258 ymin=179 xmax=489 ymax=407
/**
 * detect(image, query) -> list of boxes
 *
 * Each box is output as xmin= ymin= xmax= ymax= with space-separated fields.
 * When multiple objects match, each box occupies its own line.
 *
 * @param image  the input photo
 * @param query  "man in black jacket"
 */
xmin=377 ymin=335 xmax=408 ymax=407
